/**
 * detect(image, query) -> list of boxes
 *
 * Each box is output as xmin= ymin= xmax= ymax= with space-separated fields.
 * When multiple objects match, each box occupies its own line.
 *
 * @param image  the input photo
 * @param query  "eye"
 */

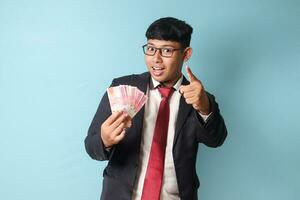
xmin=162 ymin=48 xmax=172 ymax=53
xmin=147 ymin=46 xmax=155 ymax=52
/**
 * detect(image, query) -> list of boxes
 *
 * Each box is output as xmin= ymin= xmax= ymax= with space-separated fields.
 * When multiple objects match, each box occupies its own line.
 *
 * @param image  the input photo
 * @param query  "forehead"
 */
xmin=147 ymin=39 xmax=181 ymax=48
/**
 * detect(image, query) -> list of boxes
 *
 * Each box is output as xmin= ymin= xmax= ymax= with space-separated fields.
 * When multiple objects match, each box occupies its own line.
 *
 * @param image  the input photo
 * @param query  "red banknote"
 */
xmin=107 ymin=85 xmax=148 ymax=118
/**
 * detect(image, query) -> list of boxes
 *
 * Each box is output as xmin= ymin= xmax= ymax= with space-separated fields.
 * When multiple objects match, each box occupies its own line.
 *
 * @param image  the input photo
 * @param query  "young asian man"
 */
xmin=85 ymin=17 xmax=227 ymax=200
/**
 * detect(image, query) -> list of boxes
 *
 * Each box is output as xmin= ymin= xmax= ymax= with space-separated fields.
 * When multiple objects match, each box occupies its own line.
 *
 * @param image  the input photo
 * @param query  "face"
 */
xmin=144 ymin=39 xmax=192 ymax=87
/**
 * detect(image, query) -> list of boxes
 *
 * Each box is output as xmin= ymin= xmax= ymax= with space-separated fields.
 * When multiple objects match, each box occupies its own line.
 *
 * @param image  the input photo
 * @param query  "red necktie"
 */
xmin=141 ymin=86 xmax=174 ymax=200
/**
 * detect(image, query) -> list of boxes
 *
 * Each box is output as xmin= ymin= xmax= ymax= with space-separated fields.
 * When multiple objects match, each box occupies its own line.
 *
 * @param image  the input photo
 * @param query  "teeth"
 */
xmin=153 ymin=66 xmax=163 ymax=70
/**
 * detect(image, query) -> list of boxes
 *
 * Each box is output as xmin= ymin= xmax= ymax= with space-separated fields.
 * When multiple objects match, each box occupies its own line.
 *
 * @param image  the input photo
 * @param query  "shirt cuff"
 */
xmin=198 ymin=111 xmax=212 ymax=123
xmin=105 ymin=147 xmax=112 ymax=152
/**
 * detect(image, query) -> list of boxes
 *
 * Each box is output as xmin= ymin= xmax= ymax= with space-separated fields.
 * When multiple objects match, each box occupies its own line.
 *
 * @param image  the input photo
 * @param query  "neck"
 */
xmin=160 ymin=74 xmax=182 ymax=88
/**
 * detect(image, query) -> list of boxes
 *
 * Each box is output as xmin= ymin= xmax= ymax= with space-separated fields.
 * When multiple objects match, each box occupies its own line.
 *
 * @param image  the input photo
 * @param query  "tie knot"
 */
xmin=158 ymin=86 xmax=174 ymax=100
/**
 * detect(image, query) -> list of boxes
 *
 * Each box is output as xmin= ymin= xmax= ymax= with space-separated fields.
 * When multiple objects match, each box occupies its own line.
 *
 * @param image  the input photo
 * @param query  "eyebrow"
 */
xmin=147 ymin=42 xmax=176 ymax=48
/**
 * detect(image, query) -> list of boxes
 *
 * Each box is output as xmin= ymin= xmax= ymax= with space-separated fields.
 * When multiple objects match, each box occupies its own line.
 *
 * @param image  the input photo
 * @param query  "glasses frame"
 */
xmin=142 ymin=44 xmax=184 ymax=58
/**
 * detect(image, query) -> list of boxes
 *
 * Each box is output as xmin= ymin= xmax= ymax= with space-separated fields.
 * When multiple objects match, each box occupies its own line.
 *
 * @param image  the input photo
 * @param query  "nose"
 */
xmin=153 ymin=49 xmax=162 ymax=63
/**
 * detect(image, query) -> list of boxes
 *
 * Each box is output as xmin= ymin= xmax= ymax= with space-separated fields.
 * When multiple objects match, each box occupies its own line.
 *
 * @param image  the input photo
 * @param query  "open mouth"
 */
xmin=152 ymin=66 xmax=165 ymax=76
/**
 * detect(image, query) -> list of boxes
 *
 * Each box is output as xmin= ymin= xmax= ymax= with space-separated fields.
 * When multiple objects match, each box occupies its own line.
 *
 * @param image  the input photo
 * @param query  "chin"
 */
xmin=151 ymin=74 xmax=166 ymax=82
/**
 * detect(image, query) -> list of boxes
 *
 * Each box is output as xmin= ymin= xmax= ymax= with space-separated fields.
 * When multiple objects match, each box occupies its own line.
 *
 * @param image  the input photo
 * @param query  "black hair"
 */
xmin=145 ymin=17 xmax=193 ymax=48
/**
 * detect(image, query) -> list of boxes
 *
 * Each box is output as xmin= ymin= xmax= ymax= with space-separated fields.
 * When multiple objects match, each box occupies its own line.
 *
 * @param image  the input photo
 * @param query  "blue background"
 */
xmin=1 ymin=0 xmax=299 ymax=199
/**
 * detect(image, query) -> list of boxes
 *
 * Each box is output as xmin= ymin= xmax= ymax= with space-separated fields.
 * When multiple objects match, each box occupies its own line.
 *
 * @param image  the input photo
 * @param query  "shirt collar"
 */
xmin=150 ymin=75 xmax=183 ymax=91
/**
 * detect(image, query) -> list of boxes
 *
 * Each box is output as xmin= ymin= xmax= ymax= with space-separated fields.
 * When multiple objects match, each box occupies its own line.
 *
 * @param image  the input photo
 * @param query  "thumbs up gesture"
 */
xmin=179 ymin=66 xmax=211 ymax=114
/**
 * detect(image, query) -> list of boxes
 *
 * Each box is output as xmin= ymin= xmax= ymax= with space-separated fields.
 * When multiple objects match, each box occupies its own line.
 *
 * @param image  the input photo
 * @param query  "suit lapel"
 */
xmin=131 ymin=72 xmax=150 ymax=144
xmin=136 ymin=72 xmax=150 ymax=94
xmin=173 ymin=76 xmax=193 ymax=147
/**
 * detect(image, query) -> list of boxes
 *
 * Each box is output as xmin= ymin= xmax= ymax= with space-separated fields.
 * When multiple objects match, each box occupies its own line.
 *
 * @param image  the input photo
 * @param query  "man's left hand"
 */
xmin=179 ymin=66 xmax=211 ymax=115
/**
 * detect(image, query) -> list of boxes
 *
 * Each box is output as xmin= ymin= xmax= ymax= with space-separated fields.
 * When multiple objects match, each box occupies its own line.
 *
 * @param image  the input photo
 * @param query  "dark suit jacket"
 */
xmin=85 ymin=72 xmax=227 ymax=200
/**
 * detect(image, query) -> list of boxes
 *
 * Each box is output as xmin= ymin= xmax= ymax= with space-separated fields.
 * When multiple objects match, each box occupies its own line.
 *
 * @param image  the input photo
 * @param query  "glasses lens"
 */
xmin=144 ymin=45 xmax=156 ymax=55
xmin=161 ymin=48 xmax=173 ymax=57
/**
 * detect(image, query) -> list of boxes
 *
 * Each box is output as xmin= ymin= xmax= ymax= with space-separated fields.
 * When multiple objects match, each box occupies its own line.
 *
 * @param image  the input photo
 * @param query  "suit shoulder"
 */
xmin=112 ymin=72 xmax=149 ymax=86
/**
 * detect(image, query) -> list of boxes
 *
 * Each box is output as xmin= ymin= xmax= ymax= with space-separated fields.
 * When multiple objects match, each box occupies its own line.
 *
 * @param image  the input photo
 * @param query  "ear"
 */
xmin=183 ymin=47 xmax=193 ymax=62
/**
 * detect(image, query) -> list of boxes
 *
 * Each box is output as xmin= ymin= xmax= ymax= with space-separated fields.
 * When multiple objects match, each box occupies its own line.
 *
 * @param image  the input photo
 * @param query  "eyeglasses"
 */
xmin=142 ymin=44 xmax=183 ymax=58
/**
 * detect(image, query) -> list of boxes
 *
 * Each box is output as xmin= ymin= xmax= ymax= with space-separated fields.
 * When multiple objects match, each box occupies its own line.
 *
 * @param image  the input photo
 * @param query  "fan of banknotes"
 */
xmin=107 ymin=85 xmax=148 ymax=118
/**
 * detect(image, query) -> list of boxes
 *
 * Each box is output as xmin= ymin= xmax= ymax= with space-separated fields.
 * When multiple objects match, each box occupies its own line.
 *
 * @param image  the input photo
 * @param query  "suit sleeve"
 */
xmin=84 ymin=80 xmax=116 ymax=161
xmin=193 ymin=92 xmax=228 ymax=147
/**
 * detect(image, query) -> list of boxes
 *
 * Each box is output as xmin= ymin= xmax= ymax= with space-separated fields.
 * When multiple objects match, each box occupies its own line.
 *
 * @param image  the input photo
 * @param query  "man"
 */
xmin=85 ymin=17 xmax=227 ymax=200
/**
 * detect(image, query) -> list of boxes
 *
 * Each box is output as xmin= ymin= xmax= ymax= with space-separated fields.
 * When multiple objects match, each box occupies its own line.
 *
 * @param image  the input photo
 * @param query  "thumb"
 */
xmin=186 ymin=65 xmax=197 ymax=82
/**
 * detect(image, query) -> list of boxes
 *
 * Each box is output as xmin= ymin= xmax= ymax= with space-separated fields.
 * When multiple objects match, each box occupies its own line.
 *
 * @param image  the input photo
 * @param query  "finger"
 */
xmin=113 ymin=130 xmax=126 ymax=144
xmin=185 ymin=98 xmax=194 ymax=104
xmin=110 ymin=112 xmax=128 ymax=129
xmin=179 ymin=85 xmax=186 ymax=94
xmin=186 ymin=65 xmax=197 ymax=82
xmin=125 ymin=119 xmax=132 ymax=128
xmin=180 ymin=85 xmax=196 ymax=94
xmin=185 ymin=96 xmax=199 ymax=104
xmin=105 ymin=111 xmax=123 ymax=125
xmin=179 ymin=84 xmax=194 ymax=94
xmin=111 ymin=122 xmax=126 ymax=137
xmin=179 ymin=86 xmax=184 ymax=94
xmin=183 ymin=91 xmax=195 ymax=99
xmin=192 ymin=103 xmax=200 ymax=110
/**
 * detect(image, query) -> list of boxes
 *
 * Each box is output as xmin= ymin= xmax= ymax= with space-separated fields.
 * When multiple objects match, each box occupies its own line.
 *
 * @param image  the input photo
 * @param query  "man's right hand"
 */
xmin=100 ymin=111 xmax=132 ymax=148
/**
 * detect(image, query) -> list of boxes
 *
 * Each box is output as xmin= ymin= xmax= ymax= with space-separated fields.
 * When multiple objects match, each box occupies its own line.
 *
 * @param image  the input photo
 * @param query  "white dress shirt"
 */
xmin=132 ymin=75 xmax=210 ymax=200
